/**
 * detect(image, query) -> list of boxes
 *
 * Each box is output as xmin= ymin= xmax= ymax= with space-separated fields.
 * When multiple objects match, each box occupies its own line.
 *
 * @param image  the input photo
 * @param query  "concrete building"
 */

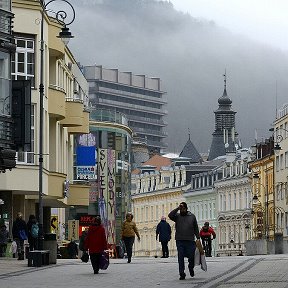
xmin=0 ymin=0 xmax=90 ymax=235
xmin=131 ymin=155 xmax=186 ymax=257
xmin=83 ymin=65 xmax=168 ymax=153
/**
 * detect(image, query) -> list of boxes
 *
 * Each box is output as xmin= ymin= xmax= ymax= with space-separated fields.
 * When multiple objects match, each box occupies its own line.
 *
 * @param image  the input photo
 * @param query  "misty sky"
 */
xmin=66 ymin=0 xmax=288 ymax=154
xmin=171 ymin=0 xmax=288 ymax=52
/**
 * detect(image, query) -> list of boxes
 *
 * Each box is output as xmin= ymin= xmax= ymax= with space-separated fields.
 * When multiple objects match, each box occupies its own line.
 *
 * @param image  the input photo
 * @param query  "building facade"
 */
xmin=83 ymin=65 xmax=168 ymax=153
xmin=0 ymin=0 xmax=90 ymax=235
xmin=131 ymin=157 xmax=186 ymax=257
xmin=70 ymin=109 xmax=133 ymax=247
xmin=272 ymin=103 xmax=288 ymax=238
xmin=215 ymin=149 xmax=252 ymax=256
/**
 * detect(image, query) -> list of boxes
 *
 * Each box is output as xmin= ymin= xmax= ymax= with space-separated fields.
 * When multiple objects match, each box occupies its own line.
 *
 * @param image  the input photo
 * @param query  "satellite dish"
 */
xmin=225 ymin=143 xmax=229 ymax=148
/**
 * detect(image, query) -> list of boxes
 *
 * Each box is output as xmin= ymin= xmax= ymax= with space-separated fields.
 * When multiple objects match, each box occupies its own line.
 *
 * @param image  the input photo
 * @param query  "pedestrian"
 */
xmin=67 ymin=239 xmax=78 ymax=259
xmin=12 ymin=212 xmax=28 ymax=260
xmin=79 ymin=227 xmax=88 ymax=252
xmin=200 ymin=222 xmax=216 ymax=257
xmin=10 ymin=240 xmax=17 ymax=258
xmin=121 ymin=212 xmax=140 ymax=263
xmin=156 ymin=216 xmax=171 ymax=258
xmin=168 ymin=202 xmax=201 ymax=280
xmin=27 ymin=215 xmax=39 ymax=251
xmin=84 ymin=215 xmax=107 ymax=274
xmin=0 ymin=224 xmax=9 ymax=257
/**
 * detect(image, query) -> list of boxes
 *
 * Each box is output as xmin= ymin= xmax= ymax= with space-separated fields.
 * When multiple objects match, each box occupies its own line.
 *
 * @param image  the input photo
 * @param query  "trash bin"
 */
xmin=43 ymin=233 xmax=57 ymax=264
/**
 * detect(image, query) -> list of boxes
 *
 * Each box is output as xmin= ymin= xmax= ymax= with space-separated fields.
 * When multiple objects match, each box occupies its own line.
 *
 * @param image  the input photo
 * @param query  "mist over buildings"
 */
xmin=67 ymin=0 xmax=288 ymax=153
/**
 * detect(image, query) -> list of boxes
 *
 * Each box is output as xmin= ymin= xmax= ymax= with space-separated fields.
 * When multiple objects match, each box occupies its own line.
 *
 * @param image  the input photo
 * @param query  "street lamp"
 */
xmin=38 ymin=0 xmax=75 ymax=249
xmin=269 ymin=127 xmax=288 ymax=154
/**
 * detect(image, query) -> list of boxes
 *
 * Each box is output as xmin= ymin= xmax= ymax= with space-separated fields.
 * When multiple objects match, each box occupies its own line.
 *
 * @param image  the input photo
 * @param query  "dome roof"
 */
xmin=218 ymin=88 xmax=232 ymax=105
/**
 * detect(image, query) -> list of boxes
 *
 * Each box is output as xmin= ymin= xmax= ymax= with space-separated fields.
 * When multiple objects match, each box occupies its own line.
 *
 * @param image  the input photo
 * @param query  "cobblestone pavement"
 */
xmin=1 ymin=254 xmax=288 ymax=288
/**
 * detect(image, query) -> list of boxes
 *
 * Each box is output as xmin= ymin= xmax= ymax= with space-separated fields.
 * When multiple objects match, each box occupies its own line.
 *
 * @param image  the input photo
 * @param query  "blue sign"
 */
xmin=76 ymin=146 xmax=96 ymax=166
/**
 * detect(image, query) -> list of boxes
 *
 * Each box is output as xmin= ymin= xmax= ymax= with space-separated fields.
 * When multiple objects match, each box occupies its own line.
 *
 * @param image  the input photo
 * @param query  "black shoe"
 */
xmin=179 ymin=273 xmax=186 ymax=280
xmin=188 ymin=264 xmax=194 ymax=277
xmin=94 ymin=270 xmax=99 ymax=274
xmin=127 ymin=258 xmax=131 ymax=263
xmin=161 ymin=256 xmax=165 ymax=258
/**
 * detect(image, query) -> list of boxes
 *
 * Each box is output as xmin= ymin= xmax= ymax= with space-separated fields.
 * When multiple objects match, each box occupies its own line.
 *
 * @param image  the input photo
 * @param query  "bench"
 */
xmin=28 ymin=250 xmax=50 ymax=267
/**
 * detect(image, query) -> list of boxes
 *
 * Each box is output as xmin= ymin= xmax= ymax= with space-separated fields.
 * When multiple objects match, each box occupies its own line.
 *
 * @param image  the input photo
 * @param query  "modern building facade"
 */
xmin=0 ymin=0 xmax=90 ymax=235
xmin=70 ymin=109 xmax=133 ymax=248
xmin=83 ymin=65 xmax=168 ymax=153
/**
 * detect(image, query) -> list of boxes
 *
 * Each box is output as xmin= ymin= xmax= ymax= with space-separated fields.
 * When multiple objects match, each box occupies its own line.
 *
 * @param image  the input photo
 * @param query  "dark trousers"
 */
xmin=90 ymin=253 xmax=101 ymax=273
xmin=29 ymin=237 xmax=38 ymax=251
xmin=15 ymin=238 xmax=24 ymax=259
xmin=161 ymin=241 xmax=169 ymax=257
xmin=201 ymin=237 xmax=212 ymax=257
xmin=123 ymin=236 xmax=135 ymax=260
xmin=0 ymin=244 xmax=7 ymax=257
xmin=176 ymin=240 xmax=196 ymax=275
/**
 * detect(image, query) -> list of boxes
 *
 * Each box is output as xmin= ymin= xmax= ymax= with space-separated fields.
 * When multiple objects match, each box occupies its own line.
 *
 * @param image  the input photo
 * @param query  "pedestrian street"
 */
xmin=1 ymin=254 xmax=288 ymax=288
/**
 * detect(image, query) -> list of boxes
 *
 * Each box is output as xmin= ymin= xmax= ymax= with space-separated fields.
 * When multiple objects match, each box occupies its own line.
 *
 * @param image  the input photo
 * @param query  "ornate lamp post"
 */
xmin=38 ymin=0 xmax=75 ymax=249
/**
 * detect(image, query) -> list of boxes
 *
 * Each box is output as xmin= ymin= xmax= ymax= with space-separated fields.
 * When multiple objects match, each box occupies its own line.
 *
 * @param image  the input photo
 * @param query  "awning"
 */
xmin=36 ymin=198 xmax=68 ymax=208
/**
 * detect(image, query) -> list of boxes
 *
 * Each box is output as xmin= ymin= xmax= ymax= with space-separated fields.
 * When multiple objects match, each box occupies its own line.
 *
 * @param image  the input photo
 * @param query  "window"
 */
xmin=280 ymin=154 xmax=284 ymax=170
xmin=0 ymin=51 xmax=10 ymax=116
xmin=276 ymin=156 xmax=280 ymax=172
xmin=286 ymin=151 xmax=288 ymax=168
xmin=12 ymin=37 xmax=35 ymax=87
xmin=234 ymin=192 xmax=237 ymax=210
xmin=16 ymin=104 xmax=35 ymax=164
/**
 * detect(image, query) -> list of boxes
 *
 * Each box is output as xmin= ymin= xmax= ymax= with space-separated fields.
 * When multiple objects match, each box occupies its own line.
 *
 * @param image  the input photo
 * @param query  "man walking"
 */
xmin=168 ymin=202 xmax=200 ymax=280
xmin=156 ymin=216 xmax=171 ymax=258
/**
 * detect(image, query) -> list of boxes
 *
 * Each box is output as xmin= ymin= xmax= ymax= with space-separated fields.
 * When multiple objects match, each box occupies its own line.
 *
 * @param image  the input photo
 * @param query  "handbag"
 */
xmin=99 ymin=251 xmax=109 ymax=270
xmin=81 ymin=251 xmax=89 ymax=263
xmin=19 ymin=229 xmax=27 ymax=240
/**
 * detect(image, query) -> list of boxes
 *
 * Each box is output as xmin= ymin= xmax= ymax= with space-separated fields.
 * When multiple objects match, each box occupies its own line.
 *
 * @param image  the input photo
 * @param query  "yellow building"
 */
xmin=131 ymin=155 xmax=186 ymax=257
xmin=0 ymin=0 xmax=89 ymax=233
xmin=249 ymin=137 xmax=275 ymax=240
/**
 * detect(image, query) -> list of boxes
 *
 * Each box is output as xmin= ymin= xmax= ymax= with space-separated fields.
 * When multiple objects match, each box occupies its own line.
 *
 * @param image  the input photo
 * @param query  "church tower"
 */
xmin=208 ymin=73 xmax=239 ymax=160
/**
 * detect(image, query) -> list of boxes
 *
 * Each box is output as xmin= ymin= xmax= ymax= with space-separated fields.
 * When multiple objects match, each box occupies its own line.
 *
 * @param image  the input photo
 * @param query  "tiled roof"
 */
xmin=132 ymin=154 xmax=172 ymax=175
xmin=179 ymin=138 xmax=202 ymax=163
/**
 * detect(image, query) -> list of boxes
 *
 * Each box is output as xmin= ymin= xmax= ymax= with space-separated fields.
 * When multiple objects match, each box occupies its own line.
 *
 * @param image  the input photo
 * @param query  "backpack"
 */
xmin=31 ymin=223 xmax=39 ymax=238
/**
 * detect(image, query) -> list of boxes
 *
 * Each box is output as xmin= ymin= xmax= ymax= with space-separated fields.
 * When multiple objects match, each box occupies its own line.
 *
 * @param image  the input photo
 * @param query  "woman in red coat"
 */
xmin=84 ymin=215 xmax=107 ymax=274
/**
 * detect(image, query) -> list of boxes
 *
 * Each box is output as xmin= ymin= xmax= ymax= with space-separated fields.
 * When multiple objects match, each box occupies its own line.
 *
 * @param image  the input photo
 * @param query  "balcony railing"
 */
xmin=89 ymin=108 xmax=128 ymax=126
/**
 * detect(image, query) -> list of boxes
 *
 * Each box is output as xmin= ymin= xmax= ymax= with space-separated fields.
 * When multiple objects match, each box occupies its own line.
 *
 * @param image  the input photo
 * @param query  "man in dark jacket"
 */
xmin=156 ymin=216 xmax=171 ymax=258
xmin=168 ymin=202 xmax=200 ymax=281
xmin=12 ymin=212 xmax=28 ymax=260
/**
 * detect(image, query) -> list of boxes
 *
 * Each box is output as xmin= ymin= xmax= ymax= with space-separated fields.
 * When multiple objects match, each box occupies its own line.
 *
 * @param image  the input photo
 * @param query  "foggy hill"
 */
xmin=67 ymin=0 xmax=288 ymax=153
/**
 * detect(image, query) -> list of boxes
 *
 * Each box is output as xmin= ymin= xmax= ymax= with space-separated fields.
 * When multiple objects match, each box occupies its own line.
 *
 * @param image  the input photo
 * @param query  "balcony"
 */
xmin=60 ymin=98 xmax=84 ymax=127
xmin=48 ymin=22 xmax=65 ymax=57
xmin=89 ymin=108 xmax=128 ymax=126
xmin=68 ymin=110 xmax=90 ymax=134
xmin=67 ymin=182 xmax=90 ymax=206
xmin=48 ymin=86 xmax=66 ymax=120
xmin=48 ymin=172 xmax=66 ymax=198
